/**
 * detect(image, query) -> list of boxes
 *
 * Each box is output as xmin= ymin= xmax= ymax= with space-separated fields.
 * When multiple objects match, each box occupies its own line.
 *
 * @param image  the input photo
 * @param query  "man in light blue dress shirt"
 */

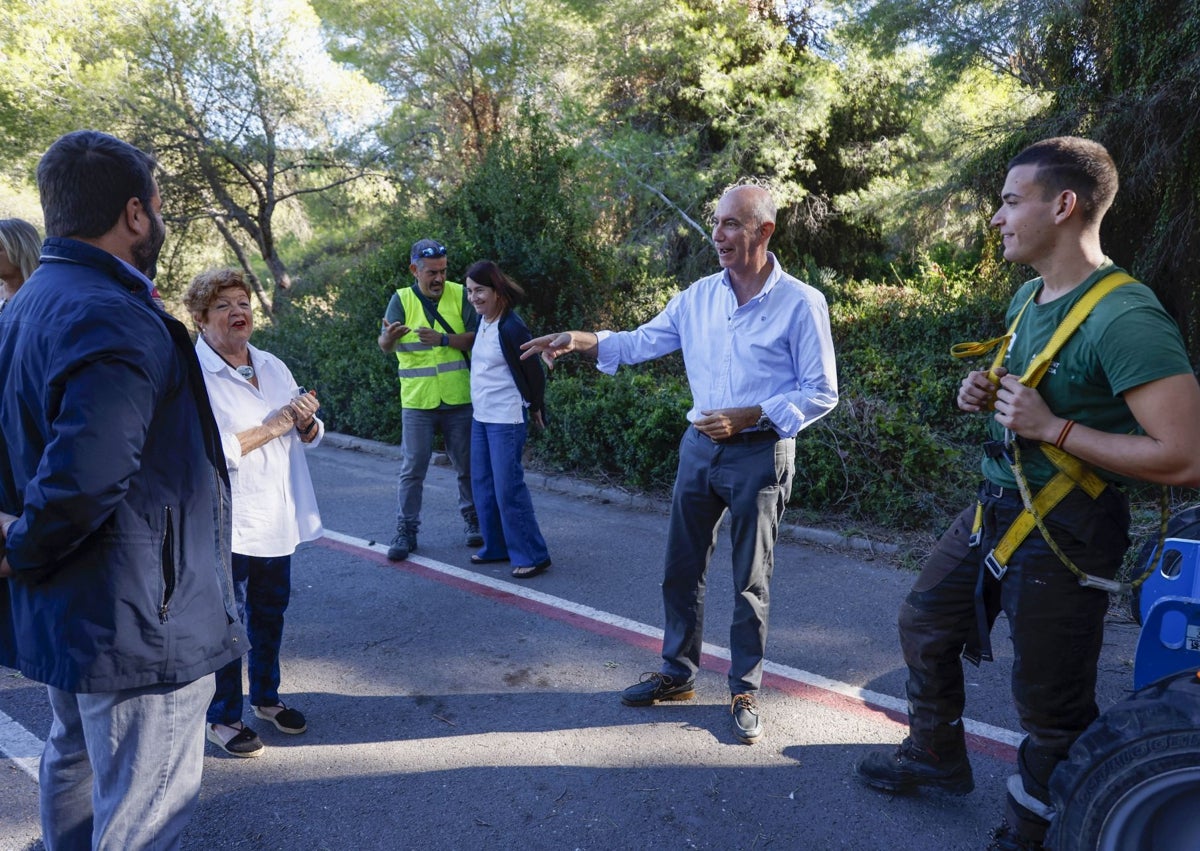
xmin=522 ymin=184 xmax=838 ymax=744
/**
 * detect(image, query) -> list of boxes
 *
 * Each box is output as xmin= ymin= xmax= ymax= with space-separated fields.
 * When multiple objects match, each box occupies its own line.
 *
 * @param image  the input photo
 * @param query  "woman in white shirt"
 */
xmin=183 ymin=269 xmax=324 ymax=758
xmin=464 ymin=261 xmax=551 ymax=578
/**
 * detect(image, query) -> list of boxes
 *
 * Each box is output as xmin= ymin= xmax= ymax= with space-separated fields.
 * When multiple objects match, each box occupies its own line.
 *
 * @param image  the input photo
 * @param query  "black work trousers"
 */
xmin=898 ymin=480 xmax=1129 ymax=809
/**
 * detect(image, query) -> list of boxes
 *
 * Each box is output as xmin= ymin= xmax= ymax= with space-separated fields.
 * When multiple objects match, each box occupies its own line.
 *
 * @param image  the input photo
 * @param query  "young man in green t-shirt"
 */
xmin=856 ymin=137 xmax=1200 ymax=849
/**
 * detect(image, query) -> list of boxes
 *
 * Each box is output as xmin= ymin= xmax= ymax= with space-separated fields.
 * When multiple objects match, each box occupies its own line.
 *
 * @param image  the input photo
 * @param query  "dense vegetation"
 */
xmin=2 ymin=0 xmax=1197 ymax=543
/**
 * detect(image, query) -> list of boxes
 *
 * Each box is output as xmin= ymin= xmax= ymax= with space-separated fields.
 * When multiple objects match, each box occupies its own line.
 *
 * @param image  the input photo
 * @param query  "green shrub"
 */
xmin=533 ymin=369 xmax=692 ymax=491
xmin=256 ymin=247 xmax=409 ymax=443
xmin=793 ymin=395 xmax=976 ymax=529
xmin=825 ymin=262 xmax=1009 ymax=445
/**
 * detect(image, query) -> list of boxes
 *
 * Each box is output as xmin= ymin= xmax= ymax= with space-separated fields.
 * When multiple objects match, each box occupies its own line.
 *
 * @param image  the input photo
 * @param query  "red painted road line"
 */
xmin=316 ymin=534 xmax=1019 ymax=763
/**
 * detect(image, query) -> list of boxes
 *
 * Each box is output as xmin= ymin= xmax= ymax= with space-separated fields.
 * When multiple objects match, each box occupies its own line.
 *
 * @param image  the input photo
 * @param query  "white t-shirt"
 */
xmin=196 ymin=338 xmax=324 ymax=557
xmin=470 ymin=316 xmax=525 ymax=424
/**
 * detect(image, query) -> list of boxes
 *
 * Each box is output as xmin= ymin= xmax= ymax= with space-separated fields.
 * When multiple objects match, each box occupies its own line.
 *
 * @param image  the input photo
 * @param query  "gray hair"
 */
xmin=410 ymin=238 xmax=447 ymax=264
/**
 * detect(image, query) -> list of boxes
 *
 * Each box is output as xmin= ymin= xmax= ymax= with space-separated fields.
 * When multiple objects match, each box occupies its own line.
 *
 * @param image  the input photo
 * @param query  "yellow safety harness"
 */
xmin=951 ymin=271 xmax=1167 ymax=594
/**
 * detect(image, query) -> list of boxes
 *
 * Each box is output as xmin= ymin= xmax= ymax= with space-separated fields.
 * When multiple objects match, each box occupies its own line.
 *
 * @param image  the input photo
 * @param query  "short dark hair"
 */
xmin=36 ymin=130 xmax=158 ymax=239
xmin=1007 ymin=137 xmax=1118 ymax=225
xmin=464 ymin=260 xmax=525 ymax=313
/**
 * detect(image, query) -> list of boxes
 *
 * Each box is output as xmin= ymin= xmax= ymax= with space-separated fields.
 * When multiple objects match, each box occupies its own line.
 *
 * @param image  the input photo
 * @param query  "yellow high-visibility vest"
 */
xmin=393 ymin=283 xmax=471 ymax=409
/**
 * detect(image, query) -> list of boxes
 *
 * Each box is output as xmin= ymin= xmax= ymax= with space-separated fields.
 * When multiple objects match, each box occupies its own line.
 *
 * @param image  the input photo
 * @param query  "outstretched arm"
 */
xmin=520 ymin=331 xmax=599 ymax=368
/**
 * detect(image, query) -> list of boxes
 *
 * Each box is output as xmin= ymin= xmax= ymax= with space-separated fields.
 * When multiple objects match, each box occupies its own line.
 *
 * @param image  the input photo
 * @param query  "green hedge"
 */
xmin=259 ymin=252 xmax=1015 ymax=535
xmin=533 ymin=370 xmax=692 ymax=491
xmin=256 ymin=246 xmax=409 ymax=444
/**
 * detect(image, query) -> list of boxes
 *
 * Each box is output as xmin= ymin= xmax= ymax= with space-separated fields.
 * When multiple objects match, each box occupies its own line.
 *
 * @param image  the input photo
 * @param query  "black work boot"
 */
xmin=463 ymin=511 xmax=483 ymax=548
xmin=995 ymin=755 xmax=1053 ymax=851
xmin=387 ymin=523 xmax=418 ymax=562
xmin=987 ymin=820 xmax=1045 ymax=850
xmin=855 ymin=736 xmax=974 ymax=794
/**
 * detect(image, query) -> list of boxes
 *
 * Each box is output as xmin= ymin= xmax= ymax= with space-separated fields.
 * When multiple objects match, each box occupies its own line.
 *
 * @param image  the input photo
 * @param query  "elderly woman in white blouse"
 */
xmin=183 ymin=269 xmax=323 ymax=758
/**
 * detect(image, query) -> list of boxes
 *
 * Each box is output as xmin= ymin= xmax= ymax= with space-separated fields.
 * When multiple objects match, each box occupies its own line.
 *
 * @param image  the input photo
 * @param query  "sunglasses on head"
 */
xmin=416 ymin=244 xmax=447 ymax=259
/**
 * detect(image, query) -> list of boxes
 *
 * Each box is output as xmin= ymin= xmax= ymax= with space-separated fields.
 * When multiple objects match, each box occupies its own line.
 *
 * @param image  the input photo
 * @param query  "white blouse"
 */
xmin=196 ymin=338 xmax=324 ymax=558
xmin=470 ymin=316 xmax=525 ymax=424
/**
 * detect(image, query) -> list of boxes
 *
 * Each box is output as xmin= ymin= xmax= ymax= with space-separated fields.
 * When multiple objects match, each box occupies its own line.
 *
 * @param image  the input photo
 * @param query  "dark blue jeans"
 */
xmin=470 ymin=418 xmax=549 ymax=566
xmin=660 ymin=428 xmax=795 ymax=695
xmin=207 ymin=553 xmax=292 ymax=725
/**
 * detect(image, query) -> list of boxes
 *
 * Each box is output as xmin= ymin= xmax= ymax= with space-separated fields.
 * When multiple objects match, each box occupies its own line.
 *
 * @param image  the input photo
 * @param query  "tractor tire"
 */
xmin=1046 ymin=669 xmax=1200 ymax=851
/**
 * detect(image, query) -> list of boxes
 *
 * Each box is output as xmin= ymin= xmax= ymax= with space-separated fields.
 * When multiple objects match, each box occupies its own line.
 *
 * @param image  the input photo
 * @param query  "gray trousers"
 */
xmin=395 ymin=404 xmax=475 ymax=529
xmin=659 ymin=427 xmax=795 ymax=694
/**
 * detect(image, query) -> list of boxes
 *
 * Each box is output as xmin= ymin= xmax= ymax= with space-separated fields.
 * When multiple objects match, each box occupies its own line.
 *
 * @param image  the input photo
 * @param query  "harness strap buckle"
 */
xmin=1077 ymin=573 xmax=1129 ymax=594
xmin=968 ymin=501 xmax=983 ymax=548
xmin=984 ymin=549 xmax=1007 ymax=581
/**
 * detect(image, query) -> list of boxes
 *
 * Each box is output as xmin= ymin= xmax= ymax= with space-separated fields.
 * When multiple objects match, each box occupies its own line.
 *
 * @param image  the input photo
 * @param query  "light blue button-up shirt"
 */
xmin=595 ymin=253 xmax=838 ymax=438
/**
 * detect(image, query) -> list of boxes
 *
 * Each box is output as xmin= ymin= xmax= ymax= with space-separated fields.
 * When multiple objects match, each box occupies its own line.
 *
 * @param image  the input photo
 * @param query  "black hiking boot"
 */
xmin=387 ymin=524 xmax=418 ymax=561
xmin=464 ymin=513 xmax=483 ymax=548
xmin=855 ymin=736 xmax=974 ymax=795
xmin=987 ymin=820 xmax=1045 ymax=850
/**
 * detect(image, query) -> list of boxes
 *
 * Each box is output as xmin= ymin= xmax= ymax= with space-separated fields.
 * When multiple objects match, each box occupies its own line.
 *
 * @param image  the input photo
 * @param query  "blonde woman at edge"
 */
xmin=0 ymin=218 xmax=42 ymax=312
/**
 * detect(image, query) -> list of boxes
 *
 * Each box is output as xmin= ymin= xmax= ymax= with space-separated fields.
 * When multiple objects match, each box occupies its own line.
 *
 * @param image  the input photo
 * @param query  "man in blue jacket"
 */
xmin=0 ymin=130 xmax=245 ymax=849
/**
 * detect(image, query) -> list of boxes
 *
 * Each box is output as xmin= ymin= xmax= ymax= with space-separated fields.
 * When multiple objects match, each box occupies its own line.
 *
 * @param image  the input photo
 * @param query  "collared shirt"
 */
xmin=196 ymin=338 xmax=324 ymax=557
xmin=595 ymin=252 xmax=838 ymax=438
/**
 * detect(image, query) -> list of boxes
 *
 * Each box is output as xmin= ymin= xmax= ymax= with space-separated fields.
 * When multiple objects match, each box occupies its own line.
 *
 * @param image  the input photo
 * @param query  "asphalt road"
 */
xmin=0 ymin=435 xmax=1142 ymax=850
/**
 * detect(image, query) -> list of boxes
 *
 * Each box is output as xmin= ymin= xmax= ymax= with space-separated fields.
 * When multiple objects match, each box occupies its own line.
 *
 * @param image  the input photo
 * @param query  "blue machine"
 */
xmin=1133 ymin=537 xmax=1200 ymax=690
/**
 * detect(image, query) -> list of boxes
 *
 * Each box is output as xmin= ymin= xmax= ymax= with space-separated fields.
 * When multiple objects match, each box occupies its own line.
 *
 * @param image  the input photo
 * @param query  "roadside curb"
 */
xmin=319 ymin=430 xmax=898 ymax=556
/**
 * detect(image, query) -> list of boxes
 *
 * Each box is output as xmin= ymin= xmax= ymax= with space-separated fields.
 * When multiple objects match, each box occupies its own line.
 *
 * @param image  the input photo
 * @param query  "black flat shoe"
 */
xmin=470 ymin=554 xmax=509 ymax=564
xmin=511 ymin=558 xmax=551 ymax=578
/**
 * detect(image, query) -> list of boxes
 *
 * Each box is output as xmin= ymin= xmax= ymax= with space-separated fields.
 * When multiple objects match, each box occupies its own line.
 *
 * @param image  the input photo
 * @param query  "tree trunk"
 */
xmin=213 ymin=218 xmax=275 ymax=321
xmin=266 ymin=253 xmax=292 ymax=316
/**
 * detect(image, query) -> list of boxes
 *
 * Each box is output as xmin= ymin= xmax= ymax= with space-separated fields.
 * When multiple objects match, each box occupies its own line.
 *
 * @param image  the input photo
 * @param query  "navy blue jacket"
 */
xmin=0 ymin=238 xmax=244 ymax=692
xmin=495 ymin=310 xmax=548 ymax=424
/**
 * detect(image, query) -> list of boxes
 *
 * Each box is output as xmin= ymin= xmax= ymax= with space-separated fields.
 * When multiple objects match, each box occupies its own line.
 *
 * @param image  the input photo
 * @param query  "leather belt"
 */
xmin=713 ymin=429 xmax=779 ymax=446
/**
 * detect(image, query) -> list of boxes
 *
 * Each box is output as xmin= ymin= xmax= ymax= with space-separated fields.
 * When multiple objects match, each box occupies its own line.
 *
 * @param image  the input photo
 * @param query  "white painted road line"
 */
xmin=0 ymin=706 xmax=42 ymax=781
xmin=1 ymin=528 xmax=1020 ymax=785
xmin=320 ymin=530 xmax=1023 ymax=756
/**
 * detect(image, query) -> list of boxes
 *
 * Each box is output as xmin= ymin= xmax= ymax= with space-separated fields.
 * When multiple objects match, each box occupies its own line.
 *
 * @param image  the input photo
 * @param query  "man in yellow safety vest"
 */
xmin=378 ymin=238 xmax=482 ymax=561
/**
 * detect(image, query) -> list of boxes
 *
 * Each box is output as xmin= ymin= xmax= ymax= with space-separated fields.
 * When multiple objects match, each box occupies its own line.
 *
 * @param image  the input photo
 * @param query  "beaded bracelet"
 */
xmin=1055 ymin=419 xmax=1076 ymax=449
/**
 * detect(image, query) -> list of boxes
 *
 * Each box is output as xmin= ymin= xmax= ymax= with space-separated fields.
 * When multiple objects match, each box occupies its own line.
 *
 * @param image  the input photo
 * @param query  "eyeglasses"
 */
xmin=415 ymin=244 xmax=447 ymax=259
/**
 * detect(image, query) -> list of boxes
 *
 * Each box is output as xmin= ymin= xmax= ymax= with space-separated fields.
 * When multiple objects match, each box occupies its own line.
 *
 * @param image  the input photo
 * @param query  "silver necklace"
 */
xmin=206 ymin=336 xmax=255 ymax=380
